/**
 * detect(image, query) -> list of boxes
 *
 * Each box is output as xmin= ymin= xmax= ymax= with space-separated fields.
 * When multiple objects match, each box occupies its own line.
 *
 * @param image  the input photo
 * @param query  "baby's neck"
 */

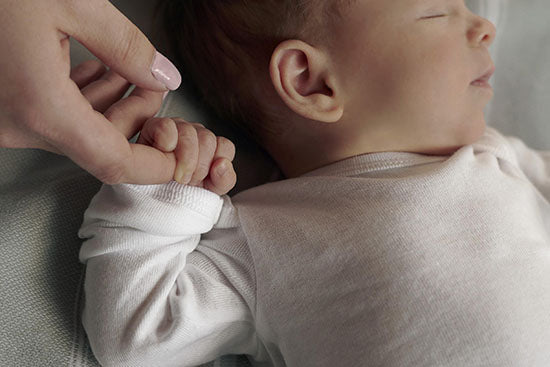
xmin=267 ymin=142 xmax=347 ymax=178
xmin=264 ymin=124 xmax=374 ymax=178
xmin=264 ymin=122 xmax=461 ymax=178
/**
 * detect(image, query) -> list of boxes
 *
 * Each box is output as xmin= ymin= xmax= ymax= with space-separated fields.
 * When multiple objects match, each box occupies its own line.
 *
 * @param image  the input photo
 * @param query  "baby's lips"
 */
xmin=472 ymin=65 xmax=495 ymax=84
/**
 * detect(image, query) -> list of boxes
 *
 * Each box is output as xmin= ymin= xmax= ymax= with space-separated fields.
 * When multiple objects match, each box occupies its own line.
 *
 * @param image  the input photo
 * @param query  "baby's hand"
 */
xmin=137 ymin=117 xmax=237 ymax=195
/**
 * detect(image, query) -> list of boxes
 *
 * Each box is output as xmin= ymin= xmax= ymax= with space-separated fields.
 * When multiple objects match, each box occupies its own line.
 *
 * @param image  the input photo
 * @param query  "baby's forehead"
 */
xmin=363 ymin=0 xmax=451 ymax=10
xmin=340 ymin=0 xmax=454 ymax=20
xmin=342 ymin=0 xmax=409 ymax=14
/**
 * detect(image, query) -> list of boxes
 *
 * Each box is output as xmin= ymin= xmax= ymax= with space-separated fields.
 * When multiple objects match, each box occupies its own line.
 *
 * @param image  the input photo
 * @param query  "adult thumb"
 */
xmin=63 ymin=0 xmax=181 ymax=92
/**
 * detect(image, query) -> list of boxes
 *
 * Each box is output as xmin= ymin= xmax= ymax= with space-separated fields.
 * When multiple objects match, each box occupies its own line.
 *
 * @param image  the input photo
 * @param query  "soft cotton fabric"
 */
xmin=79 ymin=127 xmax=550 ymax=367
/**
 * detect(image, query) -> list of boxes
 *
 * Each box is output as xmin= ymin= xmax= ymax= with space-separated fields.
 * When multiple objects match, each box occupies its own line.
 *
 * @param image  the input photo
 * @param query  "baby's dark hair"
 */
xmin=154 ymin=0 xmax=351 ymax=145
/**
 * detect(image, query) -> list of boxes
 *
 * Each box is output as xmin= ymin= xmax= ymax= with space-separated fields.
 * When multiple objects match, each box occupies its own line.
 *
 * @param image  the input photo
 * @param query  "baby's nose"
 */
xmin=468 ymin=15 xmax=496 ymax=48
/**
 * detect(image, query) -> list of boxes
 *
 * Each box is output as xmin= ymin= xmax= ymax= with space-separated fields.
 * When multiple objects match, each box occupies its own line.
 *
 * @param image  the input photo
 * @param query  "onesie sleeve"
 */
xmin=78 ymin=182 xmax=257 ymax=367
xmin=504 ymin=135 xmax=550 ymax=201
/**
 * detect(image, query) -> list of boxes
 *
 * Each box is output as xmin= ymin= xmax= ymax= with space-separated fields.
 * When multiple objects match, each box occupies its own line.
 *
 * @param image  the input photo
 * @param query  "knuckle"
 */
xmin=152 ymin=118 xmax=175 ymax=141
xmin=172 ymin=117 xmax=189 ymax=124
xmin=82 ymin=59 xmax=105 ymax=73
xmin=198 ymin=129 xmax=217 ymax=150
xmin=114 ymin=26 xmax=142 ymax=66
xmin=157 ymin=117 xmax=175 ymax=132
xmin=82 ymin=59 xmax=104 ymax=70
xmin=71 ymin=59 xmax=104 ymax=79
xmin=126 ymin=93 xmax=159 ymax=118
xmin=142 ymin=117 xmax=160 ymax=130
xmin=103 ymin=104 xmax=122 ymax=122
xmin=207 ymin=167 xmax=237 ymax=195
xmin=177 ymin=122 xmax=198 ymax=143
xmin=150 ymin=117 xmax=172 ymax=130
xmin=194 ymin=163 xmax=210 ymax=180
xmin=92 ymin=142 xmax=132 ymax=185
xmin=95 ymin=161 xmax=126 ymax=185
xmin=196 ymin=159 xmax=213 ymax=176
xmin=134 ymin=90 xmax=163 ymax=114
xmin=190 ymin=122 xmax=205 ymax=129
xmin=217 ymin=136 xmax=236 ymax=159
xmin=100 ymin=70 xmax=126 ymax=89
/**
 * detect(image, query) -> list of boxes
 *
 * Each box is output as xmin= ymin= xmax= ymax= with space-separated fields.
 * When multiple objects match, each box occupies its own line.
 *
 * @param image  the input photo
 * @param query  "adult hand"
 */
xmin=70 ymin=59 xmax=236 ymax=193
xmin=0 ymin=0 xmax=182 ymax=184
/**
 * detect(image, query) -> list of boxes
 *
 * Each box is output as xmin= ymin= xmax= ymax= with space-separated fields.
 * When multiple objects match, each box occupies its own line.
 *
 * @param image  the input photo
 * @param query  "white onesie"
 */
xmin=79 ymin=127 xmax=550 ymax=367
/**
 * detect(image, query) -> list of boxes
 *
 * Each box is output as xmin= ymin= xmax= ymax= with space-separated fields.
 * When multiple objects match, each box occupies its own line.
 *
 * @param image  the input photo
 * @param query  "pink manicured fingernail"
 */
xmin=151 ymin=51 xmax=182 ymax=91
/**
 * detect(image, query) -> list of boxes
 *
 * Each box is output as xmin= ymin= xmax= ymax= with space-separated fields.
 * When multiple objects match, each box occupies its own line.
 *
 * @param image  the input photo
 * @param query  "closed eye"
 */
xmin=422 ymin=14 xmax=447 ymax=19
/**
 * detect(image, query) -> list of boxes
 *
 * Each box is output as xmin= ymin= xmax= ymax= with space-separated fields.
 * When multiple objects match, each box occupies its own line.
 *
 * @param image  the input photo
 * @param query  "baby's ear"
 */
xmin=269 ymin=40 xmax=343 ymax=123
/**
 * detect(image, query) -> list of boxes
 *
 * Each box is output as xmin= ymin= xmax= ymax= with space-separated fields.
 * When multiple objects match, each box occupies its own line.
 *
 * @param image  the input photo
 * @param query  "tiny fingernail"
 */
xmin=151 ymin=51 xmax=182 ymax=91
xmin=216 ymin=161 xmax=229 ymax=176
xmin=175 ymin=166 xmax=190 ymax=184
xmin=183 ymin=172 xmax=193 ymax=185
xmin=162 ymin=91 xmax=169 ymax=101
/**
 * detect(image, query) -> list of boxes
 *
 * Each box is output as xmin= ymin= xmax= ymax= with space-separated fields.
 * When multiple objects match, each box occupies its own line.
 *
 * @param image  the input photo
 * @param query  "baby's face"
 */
xmin=331 ymin=0 xmax=496 ymax=154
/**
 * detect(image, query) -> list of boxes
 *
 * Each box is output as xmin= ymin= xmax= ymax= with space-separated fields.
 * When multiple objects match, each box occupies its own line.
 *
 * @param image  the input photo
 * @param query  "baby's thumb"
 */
xmin=64 ymin=0 xmax=181 ymax=92
xmin=204 ymin=159 xmax=237 ymax=196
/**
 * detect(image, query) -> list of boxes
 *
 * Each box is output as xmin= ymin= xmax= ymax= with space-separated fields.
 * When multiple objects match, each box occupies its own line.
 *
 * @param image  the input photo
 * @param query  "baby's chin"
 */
xmin=455 ymin=117 xmax=488 ymax=150
xmin=421 ymin=117 xmax=487 ymax=156
xmin=464 ymin=115 xmax=488 ymax=142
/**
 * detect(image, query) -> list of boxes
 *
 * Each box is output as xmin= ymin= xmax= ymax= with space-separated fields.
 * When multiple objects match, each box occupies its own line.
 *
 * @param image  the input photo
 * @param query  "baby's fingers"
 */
xmin=136 ymin=117 xmax=178 ymax=152
xmin=188 ymin=124 xmax=218 ymax=186
xmin=202 ymin=136 xmax=237 ymax=195
xmin=213 ymin=136 xmax=236 ymax=162
xmin=203 ymin=158 xmax=237 ymax=196
xmin=173 ymin=121 xmax=200 ymax=184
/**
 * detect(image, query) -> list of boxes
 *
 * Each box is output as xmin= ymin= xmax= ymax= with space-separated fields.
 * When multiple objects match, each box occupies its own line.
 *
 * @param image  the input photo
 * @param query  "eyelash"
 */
xmin=422 ymin=14 xmax=447 ymax=19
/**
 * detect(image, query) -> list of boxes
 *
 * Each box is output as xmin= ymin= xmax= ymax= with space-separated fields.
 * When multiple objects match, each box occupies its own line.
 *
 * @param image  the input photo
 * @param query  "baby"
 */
xmin=78 ymin=0 xmax=550 ymax=366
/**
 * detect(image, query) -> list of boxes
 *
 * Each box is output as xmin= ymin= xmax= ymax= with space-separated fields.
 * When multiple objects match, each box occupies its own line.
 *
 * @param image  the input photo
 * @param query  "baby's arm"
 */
xmin=78 ymin=118 xmax=257 ymax=366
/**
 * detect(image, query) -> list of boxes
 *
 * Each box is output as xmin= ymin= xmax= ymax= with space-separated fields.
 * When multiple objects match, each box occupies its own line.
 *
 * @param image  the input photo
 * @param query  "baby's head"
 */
xmin=156 ymin=0 xmax=496 ymax=177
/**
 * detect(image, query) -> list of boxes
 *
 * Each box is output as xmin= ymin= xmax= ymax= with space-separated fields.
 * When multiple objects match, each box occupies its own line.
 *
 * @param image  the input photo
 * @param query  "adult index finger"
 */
xmin=61 ymin=0 xmax=181 ymax=92
xmin=44 ymin=78 xmax=176 ymax=184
